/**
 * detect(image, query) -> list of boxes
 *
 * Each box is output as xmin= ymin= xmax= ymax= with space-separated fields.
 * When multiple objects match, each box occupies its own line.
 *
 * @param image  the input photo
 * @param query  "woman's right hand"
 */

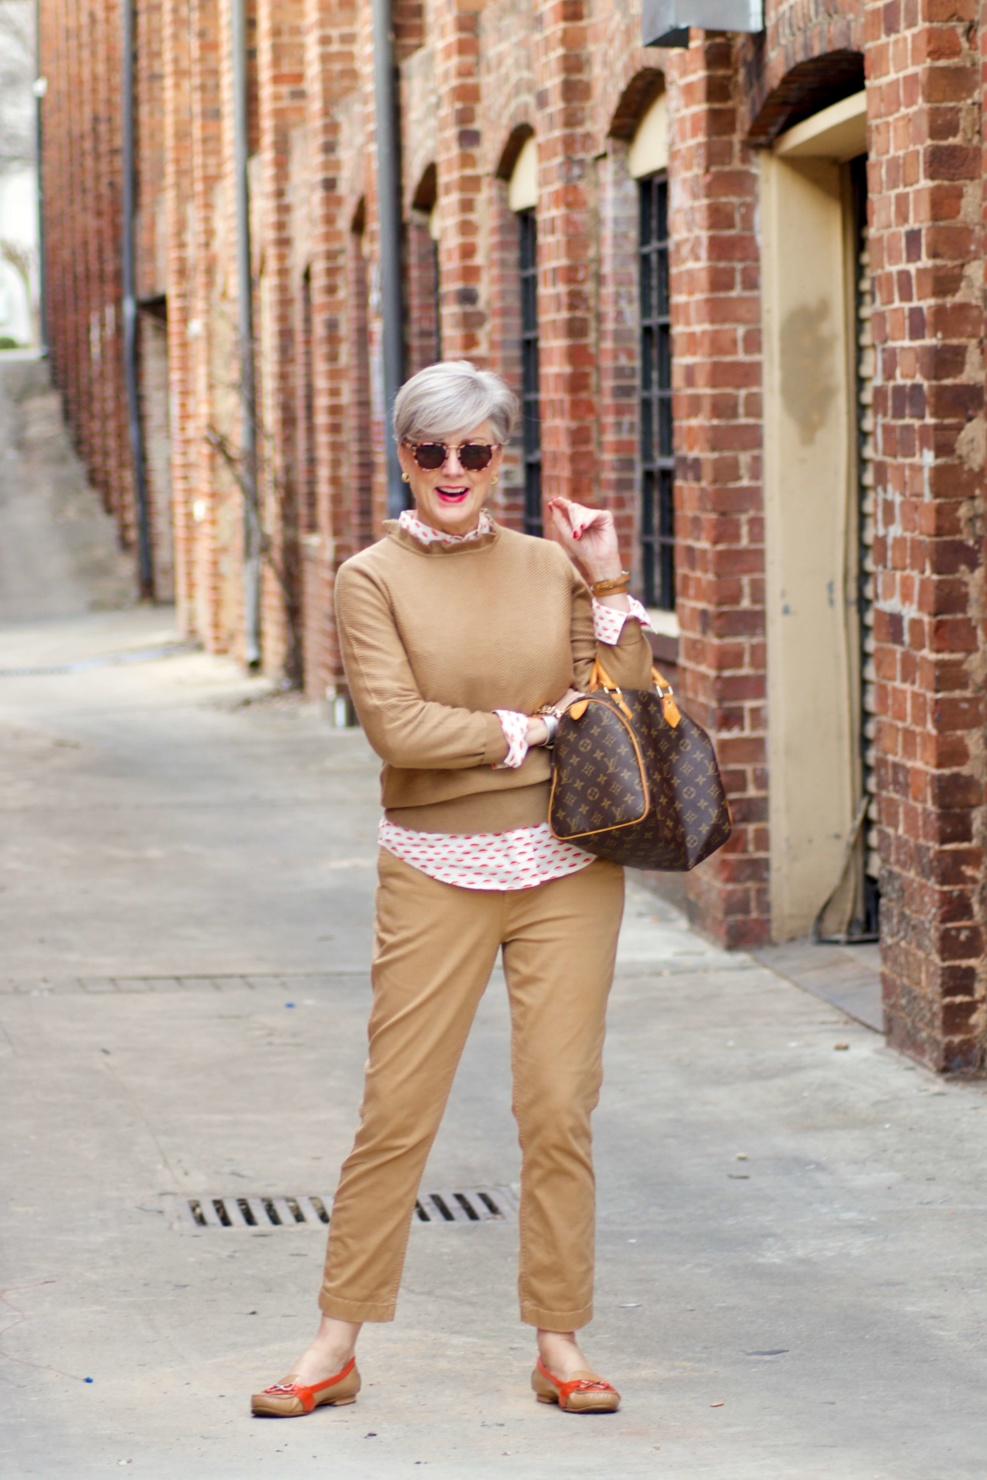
xmin=524 ymin=688 xmax=585 ymax=748
xmin=549 ymin=686 xmax=585 ymax=715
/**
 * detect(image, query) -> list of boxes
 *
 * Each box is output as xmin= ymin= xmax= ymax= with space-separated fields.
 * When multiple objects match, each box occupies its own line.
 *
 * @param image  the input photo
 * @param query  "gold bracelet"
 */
xmin=590 ymin=570 xmax=631 ymax=596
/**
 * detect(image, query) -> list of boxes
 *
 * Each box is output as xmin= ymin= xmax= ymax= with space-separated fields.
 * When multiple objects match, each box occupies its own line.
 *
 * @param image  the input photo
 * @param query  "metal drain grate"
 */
xmin=178 ymin=1186 xmax=517 ymax=1230
xmin=413 ymin=1187 xmax=517 ymax=1223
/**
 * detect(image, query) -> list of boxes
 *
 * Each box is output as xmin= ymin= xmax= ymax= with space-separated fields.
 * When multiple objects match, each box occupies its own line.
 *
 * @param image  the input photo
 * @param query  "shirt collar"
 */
xmin=398 ymin=507 xmax=494 ymax=548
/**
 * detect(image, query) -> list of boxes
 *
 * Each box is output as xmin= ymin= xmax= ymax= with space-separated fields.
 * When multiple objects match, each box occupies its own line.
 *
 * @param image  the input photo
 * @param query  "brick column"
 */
xmin=533 ymin=0 xmax=597 ymax=507
xmin=434 ymin=0 xmax=486 ymax=359
xmin=256 ymin=0 xmax=307 ymax=682
xmin=186 ymin=0 xmax=229 ymax=650
xmin=80 ymin=4 xmax=102 ymax=499
xmin=667 ymin=38 xmax=769 ymax=949
xmin=94 ymin=0 xmax=131 ymax=543
xmin=868 ymin=1 xmax=986 ymax=1070
xmin=303 ymin=0 xmax=358 ymax=698
xmin=163 ymin=0 xmax=197 ymax=630
xmin=596 ymin=142 xmax=640 ymax=574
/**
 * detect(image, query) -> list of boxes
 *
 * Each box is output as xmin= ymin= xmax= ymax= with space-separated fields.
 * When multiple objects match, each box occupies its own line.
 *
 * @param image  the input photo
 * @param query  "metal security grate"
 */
xmin=519 ymin=208 xmax=542 ymax=538
xmin=639 ymin=170 xmax=675 ymax=612
xmin=177 ymin=1186 xmax=517 ymax=1231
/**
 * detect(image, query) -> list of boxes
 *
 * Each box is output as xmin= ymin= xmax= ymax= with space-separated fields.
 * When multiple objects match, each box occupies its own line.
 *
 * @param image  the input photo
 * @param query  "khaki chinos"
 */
xmin=319 ymin=848 xmax=625 ymax=1330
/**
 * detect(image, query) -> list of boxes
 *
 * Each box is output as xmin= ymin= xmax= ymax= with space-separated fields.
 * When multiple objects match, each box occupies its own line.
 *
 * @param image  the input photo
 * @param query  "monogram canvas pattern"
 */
xmin=549 ymin=691 xmax=732 ymax=872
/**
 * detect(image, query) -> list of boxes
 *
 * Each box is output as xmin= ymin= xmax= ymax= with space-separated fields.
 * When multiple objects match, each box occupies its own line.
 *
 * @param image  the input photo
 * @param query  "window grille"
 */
xmin=638 ymin=172 xmax=675 ymax=610
xmin=519 ymin=209 xmax=542 ymax=537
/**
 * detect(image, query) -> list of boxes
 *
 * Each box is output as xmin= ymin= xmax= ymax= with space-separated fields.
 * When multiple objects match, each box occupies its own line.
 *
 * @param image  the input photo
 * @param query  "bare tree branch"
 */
xmin=0 ymin=0 xmax=36 ymax=175
xmin=205 ymin=419 xmax=305 ymax=685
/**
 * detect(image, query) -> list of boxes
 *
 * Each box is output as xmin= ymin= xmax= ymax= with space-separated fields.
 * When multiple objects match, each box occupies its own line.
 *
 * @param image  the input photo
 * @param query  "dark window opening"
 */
xmin=519 ymin=208 xmax=542 ymax=538
xmin=299 ymin=267 xmax=316 ymax=534
xmin=638 ymin=172 xmax=674 ymax=610
xmin=350 ymin=219 xmax=374 ymax=548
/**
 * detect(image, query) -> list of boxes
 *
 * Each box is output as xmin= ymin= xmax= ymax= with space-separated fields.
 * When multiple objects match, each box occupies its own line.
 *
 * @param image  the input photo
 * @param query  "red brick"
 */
xmin=42 ymin=0 xmax=987 ymax=1073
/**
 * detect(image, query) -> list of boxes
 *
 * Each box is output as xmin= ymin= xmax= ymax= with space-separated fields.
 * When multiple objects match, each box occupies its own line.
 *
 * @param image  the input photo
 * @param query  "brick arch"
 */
xmin=589 ymin=41 xmax=666 ymax=157
xmin=737 ymin=0 xmax=866 ymax=147
xmin=607 ymin=65 xmax=666 ymax=144
xmin=411 ymin=162 xmax=437 ymax=213
xmin=745 ymin=49 xmax=866 ymax=145
xmin=495 ymin=122 xmax=534 ymax=184
xmin=393 ymin=0 xmax=425 ymax=63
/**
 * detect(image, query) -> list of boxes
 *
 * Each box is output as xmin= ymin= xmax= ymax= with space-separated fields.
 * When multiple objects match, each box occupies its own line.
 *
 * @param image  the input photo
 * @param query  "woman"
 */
xmin=251 ymin=360 xmax=654 ymax=1418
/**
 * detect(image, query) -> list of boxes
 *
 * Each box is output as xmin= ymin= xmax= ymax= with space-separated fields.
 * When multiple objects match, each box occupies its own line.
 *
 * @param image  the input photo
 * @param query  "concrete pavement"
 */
xmin=3 ymin=360 xmax=987 ymax=1479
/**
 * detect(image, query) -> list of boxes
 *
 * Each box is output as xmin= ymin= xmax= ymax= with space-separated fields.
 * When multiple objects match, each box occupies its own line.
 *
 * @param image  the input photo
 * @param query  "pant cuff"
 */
xmin=520 ymin=1300 xmax=593 ymax=1331
xmin=319 ymin=1290 xmax=397 ymax=1323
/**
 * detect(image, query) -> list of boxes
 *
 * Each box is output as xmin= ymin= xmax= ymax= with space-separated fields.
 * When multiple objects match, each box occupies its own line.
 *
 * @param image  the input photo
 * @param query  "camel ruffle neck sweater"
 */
xmin=333 ymin=520 xmax=654 ymax=834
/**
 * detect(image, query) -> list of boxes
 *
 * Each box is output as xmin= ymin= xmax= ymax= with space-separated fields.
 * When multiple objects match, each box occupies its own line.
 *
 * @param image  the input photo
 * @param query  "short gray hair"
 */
xmin=393 ymin=360 xmax=518 ymax=445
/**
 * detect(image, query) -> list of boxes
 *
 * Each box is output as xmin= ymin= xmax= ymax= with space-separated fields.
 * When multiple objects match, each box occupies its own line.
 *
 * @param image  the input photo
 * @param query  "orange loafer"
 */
xmin=250 ymin=1356 xmax=361 ymax=1417
xmin=532 ymin=1356 xmax=621 ymax=1413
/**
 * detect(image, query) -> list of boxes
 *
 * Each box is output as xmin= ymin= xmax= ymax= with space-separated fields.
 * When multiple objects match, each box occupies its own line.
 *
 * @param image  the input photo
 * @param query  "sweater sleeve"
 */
xmin=568 ymin=562 xmax=655 ymax=693
xmin=335 ymin=560 xmax=509 ymax=770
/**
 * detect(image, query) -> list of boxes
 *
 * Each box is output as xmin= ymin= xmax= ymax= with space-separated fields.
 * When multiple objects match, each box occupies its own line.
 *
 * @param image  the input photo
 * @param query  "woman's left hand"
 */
xmin=548 ymin=497 xmax=622 ymax=581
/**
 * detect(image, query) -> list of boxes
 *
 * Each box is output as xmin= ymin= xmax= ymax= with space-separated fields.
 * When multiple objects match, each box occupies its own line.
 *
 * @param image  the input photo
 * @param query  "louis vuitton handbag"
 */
xmin=548 ymin=658 xmax=732 ymax=871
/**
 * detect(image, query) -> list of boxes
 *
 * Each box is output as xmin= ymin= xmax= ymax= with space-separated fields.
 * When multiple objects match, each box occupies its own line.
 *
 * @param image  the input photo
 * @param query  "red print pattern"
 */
xmin=398 ymin=507 xmax=494 ymax=546
xmin=379 ymin=818 xmax=594 ymax=891
xmin=492 ymin=709 xmax=529 ymax=770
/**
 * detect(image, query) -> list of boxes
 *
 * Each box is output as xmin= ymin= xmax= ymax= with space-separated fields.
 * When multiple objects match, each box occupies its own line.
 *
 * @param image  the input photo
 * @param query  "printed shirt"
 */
xmin=379 ymin=509 xmax=651 ymax=891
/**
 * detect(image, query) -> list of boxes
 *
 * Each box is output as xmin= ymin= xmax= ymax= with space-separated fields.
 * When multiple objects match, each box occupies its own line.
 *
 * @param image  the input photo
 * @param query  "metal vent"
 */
xmin=178 ymin=1186 xmax=517 ymax=1231
xmin=642 ymin=0 xmax=763 ymax=47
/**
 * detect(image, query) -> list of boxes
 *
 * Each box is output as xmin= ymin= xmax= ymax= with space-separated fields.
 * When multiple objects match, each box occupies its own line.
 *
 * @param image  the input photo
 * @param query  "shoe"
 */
xmin=250 ymin=1356 xmax=361 ymax=1417
xmin=532 ymin=1356 xmax=621 ymax=1413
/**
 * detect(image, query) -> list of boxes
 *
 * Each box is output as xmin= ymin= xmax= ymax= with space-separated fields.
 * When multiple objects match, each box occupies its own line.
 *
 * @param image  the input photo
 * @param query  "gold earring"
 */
xmin=492 ymin=474 xmax=499 ymax=485
xmin=401 ymin=472 xmax=410 ymax=483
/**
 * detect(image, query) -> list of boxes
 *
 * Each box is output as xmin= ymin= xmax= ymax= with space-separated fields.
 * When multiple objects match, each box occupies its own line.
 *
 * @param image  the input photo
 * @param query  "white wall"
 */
xmin=0 ymin=166 xmax=38 ymax=345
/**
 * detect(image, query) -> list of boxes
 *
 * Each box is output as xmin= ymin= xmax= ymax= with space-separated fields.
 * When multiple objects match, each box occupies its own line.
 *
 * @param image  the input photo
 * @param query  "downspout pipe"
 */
xmin=121 ymin=0 xmax=155 ymax=600
xmin=371 ymin=0 xmax=406 ymax=516
xmin=231 ymin=0 xmax=261 ymax=667
xmin=33 ymin=0 xmax=47 ymax=355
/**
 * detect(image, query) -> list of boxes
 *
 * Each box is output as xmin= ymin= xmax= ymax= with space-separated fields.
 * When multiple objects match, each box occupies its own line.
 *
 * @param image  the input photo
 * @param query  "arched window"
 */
xmin=409 ymin=164 xmax=441 ymax=371
xmin=630 ymin=93 xmax=674 ymax=611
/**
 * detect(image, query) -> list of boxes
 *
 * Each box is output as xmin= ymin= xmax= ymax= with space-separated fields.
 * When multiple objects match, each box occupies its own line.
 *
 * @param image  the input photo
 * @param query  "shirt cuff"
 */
xmin=591 ymin=595 xmax=652 ymax=645
xmin=493 ymin=710 xmax=530 ymax=770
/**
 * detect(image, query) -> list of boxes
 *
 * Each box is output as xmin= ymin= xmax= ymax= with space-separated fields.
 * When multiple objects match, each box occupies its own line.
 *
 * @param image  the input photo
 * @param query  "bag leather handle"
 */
xmin=569 ymin=656 xmax=682 ymax=729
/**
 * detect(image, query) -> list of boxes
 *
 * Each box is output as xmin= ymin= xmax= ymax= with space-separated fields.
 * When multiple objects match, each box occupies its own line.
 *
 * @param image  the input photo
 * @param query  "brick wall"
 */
xmin=38 ymin=0 xmax=987 ymax=1070
xmin=255 ymin=0 xmax=307 ymax=682
xmin=667 ymin=36 xmax=768 ymax=949
xmin=866 ymin=0 xmax=985 ymax=1071
xmin=41 ymin=0 xmax=131 ymax=561
xmin=534 ymin=0 xmax=597 ymax=507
